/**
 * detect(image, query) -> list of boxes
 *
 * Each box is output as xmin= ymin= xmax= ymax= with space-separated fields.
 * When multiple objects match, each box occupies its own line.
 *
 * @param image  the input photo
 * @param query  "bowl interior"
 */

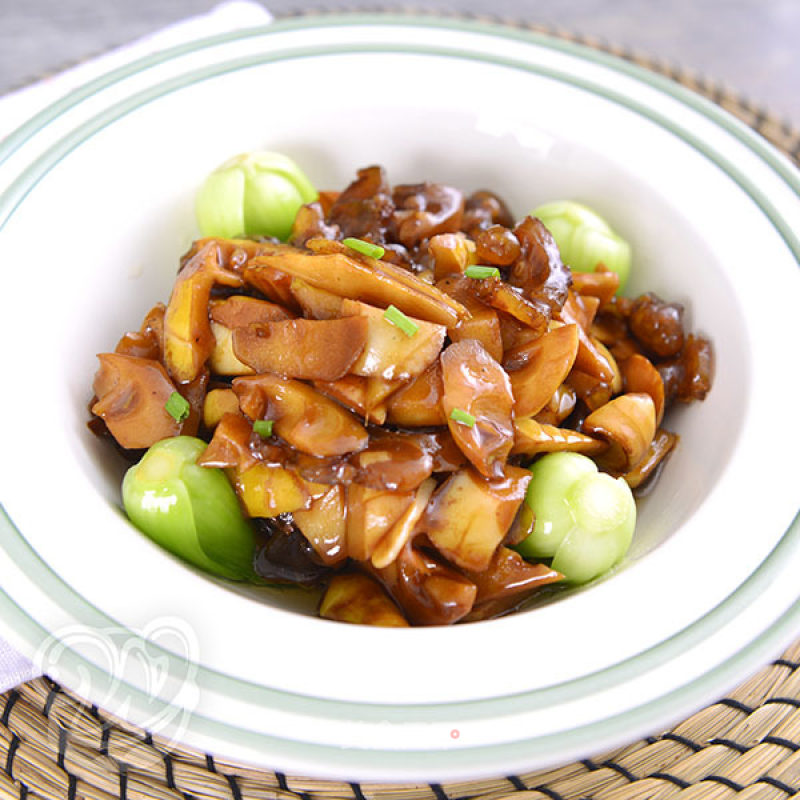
xmin=8 ymin=52 xmax=749 ymax=613
xmin=6 ymin=42 xmax=789 ymax=715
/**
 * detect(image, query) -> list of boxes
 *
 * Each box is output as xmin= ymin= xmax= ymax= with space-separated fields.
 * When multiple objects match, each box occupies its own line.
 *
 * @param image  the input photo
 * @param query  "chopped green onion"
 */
xmin=383 ymin=304 xmax=419 ymax=337
xmin=464 ymin=265 xmax=501 ymax=280
xmin=449 ymin=408 xmax=476 ymax=428
xmin=165 ymin=392 xmax=190 ymax=423
xmin=253 ymin=419 xmax=274 ymax=438
xmin=343 ymin=237 xmax=385 ymax=259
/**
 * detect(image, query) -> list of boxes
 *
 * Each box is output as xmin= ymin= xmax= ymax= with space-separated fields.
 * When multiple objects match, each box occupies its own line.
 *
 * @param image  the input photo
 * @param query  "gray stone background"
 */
xmin=1 ymin=0 xmax=799 ymax=127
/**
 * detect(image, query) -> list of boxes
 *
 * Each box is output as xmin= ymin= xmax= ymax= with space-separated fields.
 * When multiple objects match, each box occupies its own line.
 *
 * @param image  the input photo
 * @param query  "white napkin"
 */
xmin=0 ymin=0 xmax=272 ymax=694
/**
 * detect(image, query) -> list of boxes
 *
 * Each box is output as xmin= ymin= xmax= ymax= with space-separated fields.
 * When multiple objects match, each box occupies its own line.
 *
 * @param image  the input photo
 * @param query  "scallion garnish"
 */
xmin=464 ymin=265 xmax=501 ymax=279
xmin=165 ymin=392 xmax=190 ymax=423
xmin=383 ymin=304 xmax=419 ymax=337
xmin=343 ymin=237 xmax=385 ymax=259
xmin=252 ymin=419 xmax=274 ymax=438
xmin=449 ymin=408 xmax=476 ymax=428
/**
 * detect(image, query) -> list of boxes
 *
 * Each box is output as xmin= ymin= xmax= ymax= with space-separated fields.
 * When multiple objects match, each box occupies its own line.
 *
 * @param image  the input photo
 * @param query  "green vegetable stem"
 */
xmin=122 ymin=436 xmax=258 ymax=581
xmin=195 ymin=151 xmax=318 ymax=241
xmin=532 ymin=200 xmax=632 ymax=292
xmin=515 ymin=451 xmax=636 ymax=584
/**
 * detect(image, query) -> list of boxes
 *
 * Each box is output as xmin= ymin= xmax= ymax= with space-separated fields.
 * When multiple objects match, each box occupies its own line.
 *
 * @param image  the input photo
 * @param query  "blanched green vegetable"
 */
xmin=515 ymin=452 xmax=636 ymax=584
xmin=195 ymin=151 xmax=318 ymax=241
xmin=532 ymin=200 xmax=632 ymax=292
xmin=122 ymin=436 xmax=257 ymax=580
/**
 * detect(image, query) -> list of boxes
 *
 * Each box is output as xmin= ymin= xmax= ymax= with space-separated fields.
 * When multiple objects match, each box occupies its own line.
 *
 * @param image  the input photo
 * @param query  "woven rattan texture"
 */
xmin=4 ymin=642 xmax=800 ymax=800
xmin=2 ymin=18 xmax=800 ymax=800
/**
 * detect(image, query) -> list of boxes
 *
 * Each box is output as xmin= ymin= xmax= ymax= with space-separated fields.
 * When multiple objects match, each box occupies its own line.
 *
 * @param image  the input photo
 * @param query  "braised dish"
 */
xmin=89 ymin=165 xmax=713 ymax=626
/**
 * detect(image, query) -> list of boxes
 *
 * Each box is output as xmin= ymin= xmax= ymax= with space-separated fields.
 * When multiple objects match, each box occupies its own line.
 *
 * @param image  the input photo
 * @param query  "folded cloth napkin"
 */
xmin=0 ymin=0 xmax=272 ymax=695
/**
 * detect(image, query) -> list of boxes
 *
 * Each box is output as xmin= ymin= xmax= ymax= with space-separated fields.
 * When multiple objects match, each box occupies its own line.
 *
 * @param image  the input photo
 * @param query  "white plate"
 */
xmin=1 ymin=15 xmax=800 ymax=782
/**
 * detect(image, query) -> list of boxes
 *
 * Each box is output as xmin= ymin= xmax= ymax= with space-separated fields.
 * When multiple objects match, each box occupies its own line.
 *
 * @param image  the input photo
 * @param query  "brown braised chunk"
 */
xmin=90 ymin=164 xmax=714 ymax=626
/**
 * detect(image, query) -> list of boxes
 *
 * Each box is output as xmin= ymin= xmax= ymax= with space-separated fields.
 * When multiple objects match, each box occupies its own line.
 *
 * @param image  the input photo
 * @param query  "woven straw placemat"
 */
xmin=2 ymin=18 xmax=799 ymax=800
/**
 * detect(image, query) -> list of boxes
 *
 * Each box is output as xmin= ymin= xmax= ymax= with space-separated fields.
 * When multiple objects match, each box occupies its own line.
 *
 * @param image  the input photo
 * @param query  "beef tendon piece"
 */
xmin=628 ymin=293 xmax=685 ymax=358
xmin=369 ymin=542 xmax=477 ymax=626
xmin=391 ymin=182 xmax=464 ymax=248
xmin=385 ymin=361 xmax=446 ymax=427
xmin=509 ymin=216 xmax=572 ymax=314
xmin=320 ymin=573 xmax=409 ymax=627
xmin=92 ymin=353 xmax=183 ymax=450
xmin=423 ymin=465 xmax=531 ymax=573
xmin=466 ymin=546 xmax=563 ymax=605
xmin=326 ymin=165 xmax=395 ymax=242
xmin=441 ymin=339 xmax=515 ymax=479
xmin=115 ymin=303 xmax=165 ymax=361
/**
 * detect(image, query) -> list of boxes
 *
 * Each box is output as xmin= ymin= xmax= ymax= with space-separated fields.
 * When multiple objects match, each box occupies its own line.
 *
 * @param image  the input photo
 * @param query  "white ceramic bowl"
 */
xmin=1 ymin=15 xmax=800 ymax=783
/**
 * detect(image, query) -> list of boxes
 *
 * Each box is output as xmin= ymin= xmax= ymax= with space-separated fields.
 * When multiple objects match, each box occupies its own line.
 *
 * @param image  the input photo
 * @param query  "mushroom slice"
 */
xmin=345 ymin=485 xmax=416 ymax=562
xmin=340 ymin=299 xmax=446 ymax=380
xmin=582 ymin=392 xmax=657 ymax=473
xmin=534 ymin=384 xmax=577 ymax=426
xmin=209 ymin=296 xmax=293 ymax=376
xmin=621 ymin=353 xmax=666 ymax=426
xmin=92 ymin=353 xmax=182 ymax=450
xmin=320 ymin=573 xmax=409 ymax=627
xmin=115 ymin=303 xmax=165 ymax=361
xmin=566 ymin=369 xmax=614 ymax=411
xmin=385 ymin=361 xmax=446 ymax=427
xmin=164 ymin=241 xmax=243 ymax=384
xmin=622 ymin=428 xmax=679 ymax=489
xmin=512 ymin=417 xmax=607 ymax=457
xmin=504 ymin=324 xmax=579 ymax=418
xmin=314 ymin=375 xmax=386 ymax=425
xmin=371 ymin=478 xmax=437 ymax=569
xmin=289 ymin=278 xmax=344 ymax=319
xmin=471 ymin=276 xmax=549 ymax=336
xmin=233 ymin=374 xmax=368 ymax=457
xmin=232 ymin=316 xmax=368 ymax=381
xmin=441 ymin=339 xmax=515 ymax=479
xmin=423 ymin=466 xmax=531 ymax=573
xmin=294 ymin=484 xmax=348 ymax=565
xmin=466 ymin=547 xmax=563 ymax=605
xmin=247 ymin=238 xmax=467 ymax=327
xmin=314 ymin=375 xmax=388 ymax=425
xmin=369 ymin=542 xmax=477 ymax=626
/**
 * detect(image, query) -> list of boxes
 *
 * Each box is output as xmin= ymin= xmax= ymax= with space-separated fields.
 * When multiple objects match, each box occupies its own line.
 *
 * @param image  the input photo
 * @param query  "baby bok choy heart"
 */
xmin=122 ymin=436 xmax=258 ymax=581
xmin=515 ymin=451 xmax=636 ymax=584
